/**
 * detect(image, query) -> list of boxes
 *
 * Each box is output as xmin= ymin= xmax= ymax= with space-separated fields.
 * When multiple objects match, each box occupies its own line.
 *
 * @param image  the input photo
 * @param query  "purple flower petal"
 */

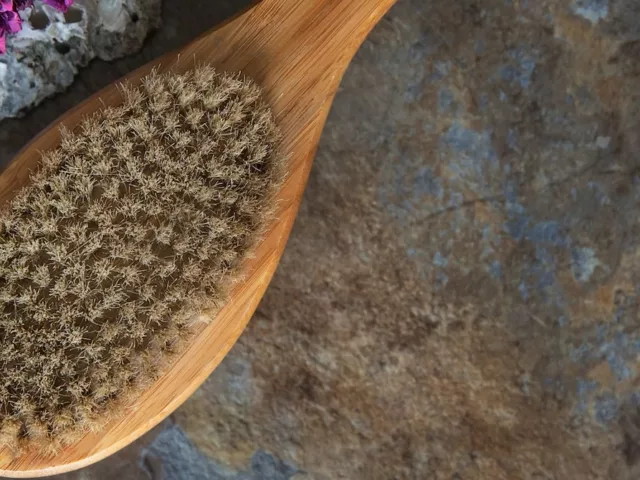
xmin=13 ymin=0 xmax=33 ymax=11
xmin=0 ymin=0 xmax=12 ymax=13
xmin=0 ymin=32 xmax=6 ymax=55
xmin=0 ymin=11 xmax=21 ymax=34
xmin=42 ymin=0 xmax=73 ymax=12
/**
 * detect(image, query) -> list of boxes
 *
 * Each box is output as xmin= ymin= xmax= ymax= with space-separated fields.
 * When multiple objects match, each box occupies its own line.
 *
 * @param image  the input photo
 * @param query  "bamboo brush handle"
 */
xmin=174 ymin=0 xmax=397 ymax=129
xmin=0 ymin=0 xmax=396 ymax=476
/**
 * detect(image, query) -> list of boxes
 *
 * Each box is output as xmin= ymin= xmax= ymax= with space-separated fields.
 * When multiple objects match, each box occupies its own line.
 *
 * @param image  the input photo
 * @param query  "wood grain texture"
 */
xmin=0 ymin=0 xmax=396 ymax=476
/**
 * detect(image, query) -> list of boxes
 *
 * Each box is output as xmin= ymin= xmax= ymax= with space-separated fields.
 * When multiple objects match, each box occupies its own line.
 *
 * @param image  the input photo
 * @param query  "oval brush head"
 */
xmin=0 ymin=66 xmax=282 ymax=452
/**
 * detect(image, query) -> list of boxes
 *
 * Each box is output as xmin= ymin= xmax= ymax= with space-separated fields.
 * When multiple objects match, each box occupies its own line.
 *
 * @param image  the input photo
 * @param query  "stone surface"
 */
xmin=169 ymin=0 xmax=640 ymax=478
xmin=139 ymin=425 xmax=299 ymax=480
xmin=0 ymin=0 xmax=161 ymax=119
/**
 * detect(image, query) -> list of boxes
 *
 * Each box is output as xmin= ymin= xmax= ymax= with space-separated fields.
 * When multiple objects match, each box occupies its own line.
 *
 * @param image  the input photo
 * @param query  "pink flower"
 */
xmin=0 ymin=10 xmax=21 ymax=33
xmin=42 ymin=0 xmax=72 ymax=12
xmin=0 ymin=1 xmax=12 ymax=13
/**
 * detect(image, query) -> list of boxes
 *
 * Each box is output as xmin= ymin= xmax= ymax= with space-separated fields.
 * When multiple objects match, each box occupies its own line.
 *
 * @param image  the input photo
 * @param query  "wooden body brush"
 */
xmin=0 ymin=0 xmax=395 ymax=476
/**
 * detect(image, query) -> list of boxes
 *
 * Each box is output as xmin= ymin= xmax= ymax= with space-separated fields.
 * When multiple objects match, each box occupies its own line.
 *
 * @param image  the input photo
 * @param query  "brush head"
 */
xmin=0 ymin=66 xmax=283 ymax=452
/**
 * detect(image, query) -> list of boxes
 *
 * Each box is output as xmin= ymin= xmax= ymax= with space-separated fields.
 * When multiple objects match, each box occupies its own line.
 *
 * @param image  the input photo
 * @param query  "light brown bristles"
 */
xmin=0 ymin=65 xmax=283 ymax=452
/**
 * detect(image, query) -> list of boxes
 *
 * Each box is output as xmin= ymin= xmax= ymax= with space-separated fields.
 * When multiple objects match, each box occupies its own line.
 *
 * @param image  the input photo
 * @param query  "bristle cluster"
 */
xmin=0 ymin=66 xmax=282 ymax=452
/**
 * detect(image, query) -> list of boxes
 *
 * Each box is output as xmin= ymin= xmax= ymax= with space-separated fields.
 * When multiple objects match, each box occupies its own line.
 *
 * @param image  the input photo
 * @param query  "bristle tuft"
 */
xmin=0 ymin=65 xmax=284 ymax=451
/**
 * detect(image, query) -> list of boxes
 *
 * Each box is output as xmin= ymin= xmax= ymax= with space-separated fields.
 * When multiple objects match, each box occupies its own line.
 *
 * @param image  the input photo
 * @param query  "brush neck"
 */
xmin=250 ymin=0 xmax=397 ymax=78
xmin=181 ymin=0 xmax=396 ymax=119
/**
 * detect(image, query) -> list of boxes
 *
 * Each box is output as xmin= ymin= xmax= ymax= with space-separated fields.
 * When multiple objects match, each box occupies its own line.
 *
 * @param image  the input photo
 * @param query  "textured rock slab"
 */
xmin=0 ymin=0 xmax=161 ymax=119
xmin=171 ymin=0 xmax=640 ymax=478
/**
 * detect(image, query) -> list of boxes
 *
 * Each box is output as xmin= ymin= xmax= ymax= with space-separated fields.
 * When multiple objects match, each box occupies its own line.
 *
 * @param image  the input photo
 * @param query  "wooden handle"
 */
xmin=174 ymin=0 xmax=396 ymax=127
xmin=194 ymin=0 xmax=395 ymax=75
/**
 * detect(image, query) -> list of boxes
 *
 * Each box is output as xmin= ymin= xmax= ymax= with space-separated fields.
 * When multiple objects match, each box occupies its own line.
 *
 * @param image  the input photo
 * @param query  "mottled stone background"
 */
xmin=3 ymin=0 xmax=640 ymax=478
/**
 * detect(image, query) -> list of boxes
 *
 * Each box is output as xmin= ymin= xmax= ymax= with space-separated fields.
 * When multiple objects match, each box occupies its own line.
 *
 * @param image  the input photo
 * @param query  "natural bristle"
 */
xmin=0 ymin=65 xmax=283 ymax=451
